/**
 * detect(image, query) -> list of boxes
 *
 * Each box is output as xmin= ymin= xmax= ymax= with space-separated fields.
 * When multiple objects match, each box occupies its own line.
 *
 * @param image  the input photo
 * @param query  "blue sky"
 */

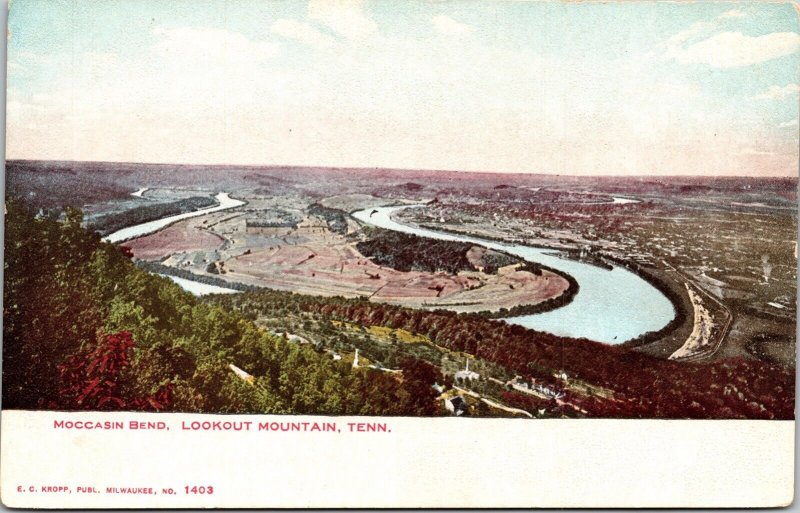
xmin=7 ymin=0 xmax=800 ymax=175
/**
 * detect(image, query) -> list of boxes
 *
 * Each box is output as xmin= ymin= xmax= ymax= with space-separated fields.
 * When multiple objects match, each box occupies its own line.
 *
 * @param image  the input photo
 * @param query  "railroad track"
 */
xmin=662 ymin=260 xmax=733 ymax=362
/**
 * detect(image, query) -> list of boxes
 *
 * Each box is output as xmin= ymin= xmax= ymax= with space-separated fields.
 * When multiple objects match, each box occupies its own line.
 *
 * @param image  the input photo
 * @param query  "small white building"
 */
xmin=454 ymin=358 xmax=480 ymax=383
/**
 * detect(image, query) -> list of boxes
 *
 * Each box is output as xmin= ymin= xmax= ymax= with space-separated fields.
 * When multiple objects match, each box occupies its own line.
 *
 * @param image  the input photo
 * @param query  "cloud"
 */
xmin=659 ymin=12 xmax=798 ymax=69
xmin=660 ymin=21 xmax=714 ymax=61
xmin=753 ymin=83 xmax=800 ymax=100
xmin=779 ymin=119 xmax=799 ymax=128
xmin=718 ymin=9 xmax=746 ymax=19
xmin=667 ymin=31 xmax=800 ymax=68
xmin=7 ymin=4 xmax=798 ymax=176
xmin=271 ymin=18 xmax=337 ymax=51
xmin=664 ymin=21 xmax=715 ymax=49
xmin=431 ymin=15 xmax=474 ymax=37
xmin=308 ymin=0 xmax=377 ymax=41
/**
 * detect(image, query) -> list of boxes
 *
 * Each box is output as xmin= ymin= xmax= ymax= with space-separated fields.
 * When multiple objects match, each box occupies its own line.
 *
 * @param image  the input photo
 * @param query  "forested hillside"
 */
xmin=5 ymin=201 xmax=793 ymax=419
xmin=3 ymin=202 xmax=441 ymax=415
xmin=211 ymin=290 xmax=795 ymax=419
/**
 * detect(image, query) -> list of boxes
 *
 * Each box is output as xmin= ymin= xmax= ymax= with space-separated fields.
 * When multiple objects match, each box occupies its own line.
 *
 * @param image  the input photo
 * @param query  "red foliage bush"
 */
xmin=55 ymin=330 xmax=172 ymax=411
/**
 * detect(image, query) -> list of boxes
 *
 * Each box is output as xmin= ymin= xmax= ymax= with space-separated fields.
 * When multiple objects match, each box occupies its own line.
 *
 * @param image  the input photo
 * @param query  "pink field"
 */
xmin=226 ymin=245 xmax=569 ymax=312
xmin=124 ymin=221 xmax=225 ymax=260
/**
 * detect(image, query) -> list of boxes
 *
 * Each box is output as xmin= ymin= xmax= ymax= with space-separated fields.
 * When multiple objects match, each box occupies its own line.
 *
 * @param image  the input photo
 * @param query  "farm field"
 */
xmin=123 ymin=192 xmax=569 ymax=314
xmin=4 ymin=3 xmax=798 ymax=508
xmin=3 ymin=161 xmax=796 ymax=419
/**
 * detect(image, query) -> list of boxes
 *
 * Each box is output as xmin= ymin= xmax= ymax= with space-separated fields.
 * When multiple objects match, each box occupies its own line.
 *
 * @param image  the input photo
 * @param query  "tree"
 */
xmin=396 ymin=357 xmax=443 ymax=416
xmin=56 ymin=330 xmax=173 ymax=411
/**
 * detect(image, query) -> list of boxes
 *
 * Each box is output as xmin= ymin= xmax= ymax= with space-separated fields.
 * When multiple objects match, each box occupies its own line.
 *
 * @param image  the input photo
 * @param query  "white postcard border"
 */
xmin=0 ymin=410 xmax=793 ymax=508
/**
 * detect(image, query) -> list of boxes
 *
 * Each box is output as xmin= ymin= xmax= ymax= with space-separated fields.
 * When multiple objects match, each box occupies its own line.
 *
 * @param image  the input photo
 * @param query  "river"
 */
xmin=104 ymin=191 xmax=245 ymax=296
xmin=104 ymin=191 xmax=674 ymax=342
xmin=158 ymin=274 xmax=240 ymax=296
xmin=102 ymin=192 xmax=245 ymax=243
xmin=352 ymin=205 xmax=674 ymax=344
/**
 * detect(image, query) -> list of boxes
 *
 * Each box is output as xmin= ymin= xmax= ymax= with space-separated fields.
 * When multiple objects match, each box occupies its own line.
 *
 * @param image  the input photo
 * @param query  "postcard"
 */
xmin=1 ymin=0 xmax=796 ymax=508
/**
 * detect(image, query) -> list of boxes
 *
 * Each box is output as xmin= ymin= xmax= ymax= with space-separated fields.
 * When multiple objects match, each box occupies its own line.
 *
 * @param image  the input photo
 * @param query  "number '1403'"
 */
xmin=185 ymin=486 xmax=214 ymax=494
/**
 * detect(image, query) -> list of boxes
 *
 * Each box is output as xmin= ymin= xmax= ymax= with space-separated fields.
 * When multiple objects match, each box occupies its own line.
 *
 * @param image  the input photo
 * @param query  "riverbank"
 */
xmin=357 ymin=205 xmax=676 ymax=345
xmin=102 ymin=192 xmax=246 ymax=243
xmin=611 ymin=260 xmax=692 ymax=355
xmin=450 ymin=224 xmax=690 ymax=349
xmin=423 ymin=220 xmax=689 ymax=344
xmin=353 ymin=225 xmax=580 ymax=319
xmin=421 ymin=223 xmax=692 ymax=353
xmin=473 ymin=263 xmax=579 ymax=319
xmin=425 ymin=222 xmax=679 ymax=335
xmin=136 ymin=261 xmax=259 ymax=293
xmin=91 ymin=196 xmax=218 ymax=236
xmin=120 ymin=200 xmax=569 ymax=316
xmin=412 ymin=224 xmax=583 ymax=319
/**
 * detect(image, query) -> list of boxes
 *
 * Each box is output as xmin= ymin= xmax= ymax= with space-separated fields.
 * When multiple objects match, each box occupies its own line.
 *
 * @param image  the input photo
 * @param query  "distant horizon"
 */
xmin=8 ymin=0 xmax=799 ymax=177
xmin=7 ymin=157 xmax=798 ymax=180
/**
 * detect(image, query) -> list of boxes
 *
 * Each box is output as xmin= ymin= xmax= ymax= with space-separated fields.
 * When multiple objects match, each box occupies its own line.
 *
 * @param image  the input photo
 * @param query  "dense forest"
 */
xmin=3 ymin=202 xmax=442 ymax=415
xmin=5 ymin=201 xmax=794 ymax=419
xmin=210 ymin=290 xmax=795 ymax=419
xmin=306 ymin=203 xmax=349 ymax=234
xmin=356 ymin=227 xmax=522 ymax=275
xmin=355 ymin=227 xmax=578 ymax=319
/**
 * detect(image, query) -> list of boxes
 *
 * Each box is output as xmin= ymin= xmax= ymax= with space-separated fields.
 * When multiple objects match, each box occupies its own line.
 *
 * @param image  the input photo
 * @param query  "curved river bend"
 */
xmin=103 ymin=194 xmax=674 ymax=342
xmin=353 ymin=205 xmax=674 ymax=345
xmin=103 ymin=192 xmax=245 ymax=243
xmin=104 ymin=191 xmax=245 ymax=296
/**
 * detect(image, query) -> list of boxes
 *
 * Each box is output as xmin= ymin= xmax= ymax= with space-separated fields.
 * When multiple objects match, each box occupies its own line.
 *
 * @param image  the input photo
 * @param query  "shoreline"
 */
xmin=380 ymin=210 xmax=690 ymax=352
xmin=350 ymin=207 xmax=581 ymax=319
xmin=125 ymin=198 xmax=684 ymax=352
xmin=101 ymin=192 xmax=246 ymax=244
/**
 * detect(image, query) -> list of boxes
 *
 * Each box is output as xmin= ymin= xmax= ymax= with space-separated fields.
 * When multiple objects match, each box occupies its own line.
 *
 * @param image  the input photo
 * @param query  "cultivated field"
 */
xmin=128 ymin=200 xmax=570 ymax=313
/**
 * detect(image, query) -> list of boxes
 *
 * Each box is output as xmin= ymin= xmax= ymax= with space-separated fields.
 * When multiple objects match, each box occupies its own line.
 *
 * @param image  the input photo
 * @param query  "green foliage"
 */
xmin=211 ymin=287 xmax=795 ymax=419
xmin=3 ymin=201 xmax=444 ymax=415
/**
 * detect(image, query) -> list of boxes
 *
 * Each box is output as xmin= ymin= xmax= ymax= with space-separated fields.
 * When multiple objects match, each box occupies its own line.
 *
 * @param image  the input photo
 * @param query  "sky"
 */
xmin=6 ymin=0 xmax=800 ymax=176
